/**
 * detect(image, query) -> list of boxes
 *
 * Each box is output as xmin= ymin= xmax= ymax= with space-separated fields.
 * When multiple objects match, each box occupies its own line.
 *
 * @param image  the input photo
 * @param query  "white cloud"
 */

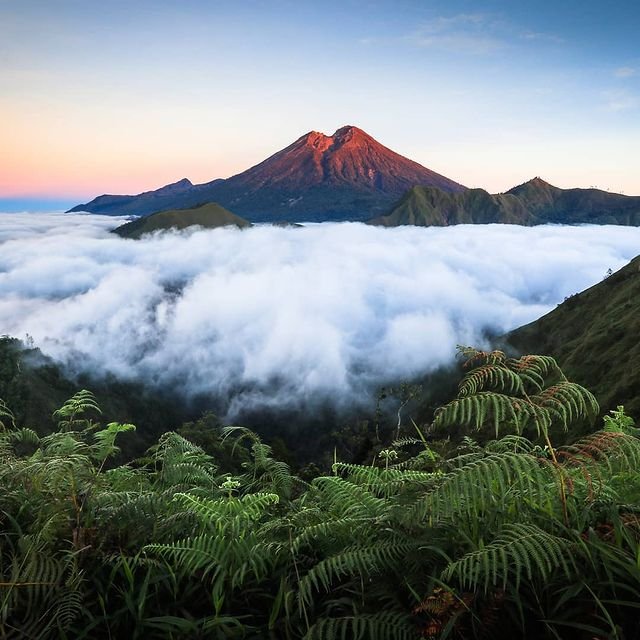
xmin=0 ymin=213 xmax=639 ymax=420
xmin=615 ymin=66 xmax=636 ymax=78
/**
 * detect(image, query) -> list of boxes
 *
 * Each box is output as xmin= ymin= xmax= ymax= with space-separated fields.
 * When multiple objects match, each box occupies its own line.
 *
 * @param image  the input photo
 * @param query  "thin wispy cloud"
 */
xmin=363 ymin=14 xmax=565 ymax=57
xmin=359 ymin=13 xmax=505 ymax=55
xmin=520 ymin=31 xmax=565 ymax=44
xmin=405 ymin=14 xmax=504 ymax=55
xmin=615 ymin=66 xmax=636 ymax=78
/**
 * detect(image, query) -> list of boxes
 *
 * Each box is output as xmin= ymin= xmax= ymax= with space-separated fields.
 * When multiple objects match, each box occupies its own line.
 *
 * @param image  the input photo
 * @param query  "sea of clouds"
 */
xmin=1 ymin=212 xmax=639 ymax=419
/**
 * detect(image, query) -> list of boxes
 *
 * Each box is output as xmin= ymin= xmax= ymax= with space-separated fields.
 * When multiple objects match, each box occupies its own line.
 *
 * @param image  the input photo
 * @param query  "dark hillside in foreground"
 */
xmin=505 ymin=254 xmax=640 ymax=418
xmin=0 ymin=337 xmax=187 ymax=453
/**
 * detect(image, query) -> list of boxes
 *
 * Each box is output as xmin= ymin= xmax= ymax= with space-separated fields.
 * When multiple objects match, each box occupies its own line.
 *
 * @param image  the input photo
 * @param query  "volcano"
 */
xmin=69 ymin=126 xmax=466 ymax=222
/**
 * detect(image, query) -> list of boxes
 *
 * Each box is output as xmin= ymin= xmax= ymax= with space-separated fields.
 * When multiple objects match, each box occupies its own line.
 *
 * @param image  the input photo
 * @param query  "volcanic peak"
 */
xmin=300 ymin=125 xmax=371 ymax=151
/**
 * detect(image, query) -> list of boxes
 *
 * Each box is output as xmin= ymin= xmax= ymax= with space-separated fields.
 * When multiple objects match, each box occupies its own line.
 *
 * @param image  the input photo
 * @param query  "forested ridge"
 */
xmin=1 ymin=347 xmax=640 ymax=639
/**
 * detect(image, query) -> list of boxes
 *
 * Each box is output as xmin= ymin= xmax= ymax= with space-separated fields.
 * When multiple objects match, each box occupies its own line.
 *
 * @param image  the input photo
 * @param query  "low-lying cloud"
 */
xmin=1 ymin=213 xmax=639 ymax=419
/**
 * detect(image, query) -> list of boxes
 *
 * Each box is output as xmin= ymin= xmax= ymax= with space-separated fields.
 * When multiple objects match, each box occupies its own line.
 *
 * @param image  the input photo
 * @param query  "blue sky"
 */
xmin=1 ymin=0 xmax=638 ymax=210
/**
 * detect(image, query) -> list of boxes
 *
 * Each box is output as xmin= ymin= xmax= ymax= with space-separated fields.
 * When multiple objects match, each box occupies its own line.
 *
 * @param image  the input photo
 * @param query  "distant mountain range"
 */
xmin=113 ymin=202 xmax=251 ymax=238
xmin=69 ymin=126 xmax=640 ymax=226
xmin=69 ymin=126 xmax=466 ymax=222
xmin=504 ymin=254 xmax=640 ymax=419
xmin=371 ymin=178 xmax=640 ymax=227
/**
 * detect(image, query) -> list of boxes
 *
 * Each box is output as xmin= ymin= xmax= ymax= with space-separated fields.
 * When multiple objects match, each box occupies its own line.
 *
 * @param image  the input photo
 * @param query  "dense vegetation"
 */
xmin=1 ymin=348 xmax=640 ymax=639
xmin=507 ymin=254 xmax=640 ymax=420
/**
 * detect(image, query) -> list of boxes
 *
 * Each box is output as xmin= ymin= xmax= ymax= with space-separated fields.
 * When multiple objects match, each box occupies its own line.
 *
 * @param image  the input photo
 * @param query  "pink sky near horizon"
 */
xmin=2 ymin=1 xmax=639 ymax=202
xmin=3 ymin=116 xmax=639 ymax=200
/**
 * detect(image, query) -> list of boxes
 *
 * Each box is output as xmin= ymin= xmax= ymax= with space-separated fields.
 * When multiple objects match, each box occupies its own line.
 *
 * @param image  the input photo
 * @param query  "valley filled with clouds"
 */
xmin=1 ymin=213 xmax=638 ymax=418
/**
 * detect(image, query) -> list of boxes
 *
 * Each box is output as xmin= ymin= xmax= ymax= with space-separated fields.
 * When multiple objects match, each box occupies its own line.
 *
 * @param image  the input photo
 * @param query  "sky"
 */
xmin=1 ymin=0 xmax=639 ymax=210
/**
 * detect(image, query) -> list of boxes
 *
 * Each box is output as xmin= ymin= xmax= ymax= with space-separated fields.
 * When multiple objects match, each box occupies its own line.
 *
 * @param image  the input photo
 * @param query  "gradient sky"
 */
xmin=1 ymin=0 xmax=639 ymax=210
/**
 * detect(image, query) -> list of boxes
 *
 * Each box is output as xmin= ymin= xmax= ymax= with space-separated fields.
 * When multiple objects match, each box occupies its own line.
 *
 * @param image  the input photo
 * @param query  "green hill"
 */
xmin=371 ymin=178 xmax=640 ymax=227
xmin=113 ymin=202 xmax=251 ymax=238
xmin=504 ymin=254 xmax=640 ymax=418
xmin=369 ymin=186 xmax=535 ymax=226
xmin=507 ymin=177 xmax=640 ymax=225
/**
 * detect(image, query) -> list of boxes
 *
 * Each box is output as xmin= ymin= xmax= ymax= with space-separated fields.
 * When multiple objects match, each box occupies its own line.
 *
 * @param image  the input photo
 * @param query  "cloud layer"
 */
xmin=1 ymin=213 xmax=639 ymax=419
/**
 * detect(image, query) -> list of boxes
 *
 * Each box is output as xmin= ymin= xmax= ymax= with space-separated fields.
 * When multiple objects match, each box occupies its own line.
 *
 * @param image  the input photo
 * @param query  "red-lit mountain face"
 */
xmin=70 ymin=126 xmax=466 ymax=222
xmin=232 ymin=126 xmax=465 ymax=194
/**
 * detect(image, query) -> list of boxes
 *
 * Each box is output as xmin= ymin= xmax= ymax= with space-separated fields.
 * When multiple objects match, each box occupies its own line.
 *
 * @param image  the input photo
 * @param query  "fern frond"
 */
xmin=91 ymin=422 xmax=135 ymax=463
xmin=332 ymin=462 xmax=439 ymax=498
xmin=443 ymin=523 xmax=576 ymax=592
xmin=408 ymin=451 xmax=552 ymax=525
xmin=291 ymin=516 xmax=370 ymax=553
xmin=312 ymin=476 xmax=387 ymax=518
xmin=560 ymin=431 xmax=640 ymax=474
xmin=510 ymin=354 xmax=566 ymax=387
xmin=52 ymin=390 xmax=101 ymax=431
xmin=433 ymin=392 xmax=547 ymax=438
xmin=299 ymin=541 xmax=417 ymax=608
xmin=458 ymin=365 xmax=524 ymax=397
xmin=458 ymin=347 xmax=506 ymax=368
xmin=303 ymin=612 xmax=417 ymax=640
xmin=531 ymin=382 xmax=599 ymax=430
xmin=0 ymin=398 xmax=16 ymax=431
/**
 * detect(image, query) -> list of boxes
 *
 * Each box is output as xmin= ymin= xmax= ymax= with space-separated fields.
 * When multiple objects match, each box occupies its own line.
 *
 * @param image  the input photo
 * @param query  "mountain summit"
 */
xmin=69 ymin=126 xmax=466 ymax=222
xmin=236 ymin=125 xmax=466 ymax=195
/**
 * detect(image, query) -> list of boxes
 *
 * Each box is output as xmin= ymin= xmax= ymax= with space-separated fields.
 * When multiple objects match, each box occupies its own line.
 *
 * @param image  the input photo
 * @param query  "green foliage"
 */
xmin=507 ymin=253 xmax=640 ymax=422
xmin=0 ymin=397 xmax=15 ymax=430
xmin=433 ymin=347 xmax=599 ymax=440
xmin=603 ymin=405 xmax=638 ymax=435
xmin=52 ymin=389 xmax=102 ymax=431
xmin=0 ymin=352 xmax=639 ymax=638
xmin=442 ymin=523 xmax=577 ymax=591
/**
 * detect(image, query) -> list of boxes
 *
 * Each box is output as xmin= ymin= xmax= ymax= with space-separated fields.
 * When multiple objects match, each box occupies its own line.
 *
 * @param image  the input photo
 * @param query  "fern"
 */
xmin=433 ymin=350 xmax=598 ymax=440
xmin=52 ymin=390 xmax=101 ymax=431
xmin=303 ymin=611 xmax=418 ymax=640
xmin=299 ymin=540 xmax=417 ymax=608
xmin=0 ymin=398 xmax=16 ymax=431
xmin=91 ymin=421 xmax=136 ymax=463
xmin=332 ymin=463 xmax=439 ymax=498
xmin=442 ymin=523 xmax=576 ymax=592
xmin=458 ymin=365 xmax=525 ymax=397
xmin=407 ymin=451 xmax=553 ymax=525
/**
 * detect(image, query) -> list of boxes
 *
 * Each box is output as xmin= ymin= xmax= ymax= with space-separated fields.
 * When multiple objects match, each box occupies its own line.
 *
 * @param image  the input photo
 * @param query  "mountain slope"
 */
xmin=113 ymin=202 xmax=250 ymax=238
xmin=69 ymin=178 xmax=212 ymax=217
xmin=507 ymin=177 xmax=640 ymax=225
xmin=370 ymin=186 xmax=535 ymax=226
xmin=504 ymin=255 xmax=640 ymax=418
xmin=373 ymin=177 xmax=640 ymax=227
xmin=69 ymin=126 xmax=466 ymax=222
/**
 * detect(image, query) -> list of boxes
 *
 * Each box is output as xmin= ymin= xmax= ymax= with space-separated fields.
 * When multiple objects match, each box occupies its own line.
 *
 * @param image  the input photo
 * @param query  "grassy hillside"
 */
xmin=113 ymin=202 xmax=251 ymax=238
xmin=372 ymin=178 xmax=640 ymax=227
xmin=370 ymin=186 xmax=537 ymax=226
xmin=508 ymin=177 xmax=640 ymax=224
xmin=505 ymin=254 xmax=640 ymax=418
